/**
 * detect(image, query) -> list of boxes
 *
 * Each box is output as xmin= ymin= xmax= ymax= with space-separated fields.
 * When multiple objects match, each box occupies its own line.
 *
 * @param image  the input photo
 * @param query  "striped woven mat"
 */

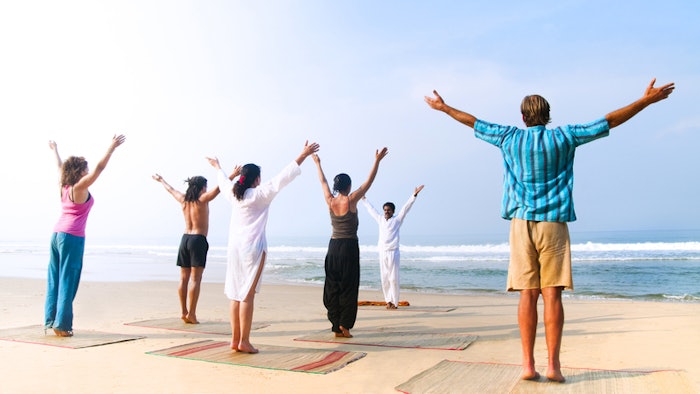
xmin=147 ymin=340 xmax=366 ymax=374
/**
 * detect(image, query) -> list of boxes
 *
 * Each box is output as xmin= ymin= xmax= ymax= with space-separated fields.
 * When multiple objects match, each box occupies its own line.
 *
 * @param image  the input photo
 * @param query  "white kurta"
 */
xmin=361 ymin=194 xmax=417 ymax=304
xmin=217 ymin=161 xmax=301 ymax=301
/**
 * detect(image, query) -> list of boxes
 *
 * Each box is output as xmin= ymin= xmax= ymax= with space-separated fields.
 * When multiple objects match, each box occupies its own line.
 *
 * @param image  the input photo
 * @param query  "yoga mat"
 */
xmin=147 ymin=340 xmax=366 ymax=374
xmin=395 ymin=360 xmax=697 ymax=394
xmin=0 ymin=325 xmax=144 ymax=349
xmin=358 ymin=301 xmax=411 ymax=306
xmin=125 ymin=318 xmax=269 ymax=335
xmin=357 ymin=302 xmax=456 ymax=312
xmin=295 ymin=329 xmax=476 ymax=350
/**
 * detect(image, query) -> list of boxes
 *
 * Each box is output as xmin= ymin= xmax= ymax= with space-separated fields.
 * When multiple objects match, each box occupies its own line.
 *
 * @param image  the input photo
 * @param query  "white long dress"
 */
xmin=217 ymin=161 xmax=301 ymax=301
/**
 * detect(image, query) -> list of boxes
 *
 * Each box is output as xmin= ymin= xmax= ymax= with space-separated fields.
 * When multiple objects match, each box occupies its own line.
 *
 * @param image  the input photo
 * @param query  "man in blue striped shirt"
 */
xmin=425 ymin=78 xmax=674 ymax=383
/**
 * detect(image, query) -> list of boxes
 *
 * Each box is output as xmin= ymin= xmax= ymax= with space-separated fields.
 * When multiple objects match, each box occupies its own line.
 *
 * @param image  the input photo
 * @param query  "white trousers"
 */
xmin=379 ymin=249 xmax=400 ymax=304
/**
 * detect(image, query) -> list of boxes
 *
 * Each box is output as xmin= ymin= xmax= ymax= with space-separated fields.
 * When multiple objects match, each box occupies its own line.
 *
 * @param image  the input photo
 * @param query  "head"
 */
xmin=60 ymin=156 xmax=88 ymax=186
xmin=233 ymin=163 xmax=261 ymax=201
xmin=184 ymin=176 xmax=207 ymax=202
xmin=382 ymin=202 xmax=395 ymax=219
xmin=520 ymin=95 xmax=551 ymax=127
xmin=333 ymin=173 xmax=352 ymax=195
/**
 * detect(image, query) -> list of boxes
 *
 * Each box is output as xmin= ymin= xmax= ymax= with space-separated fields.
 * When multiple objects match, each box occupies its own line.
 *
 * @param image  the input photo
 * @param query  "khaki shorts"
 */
xmin=507 ymin=218 xmax=573 ymax=291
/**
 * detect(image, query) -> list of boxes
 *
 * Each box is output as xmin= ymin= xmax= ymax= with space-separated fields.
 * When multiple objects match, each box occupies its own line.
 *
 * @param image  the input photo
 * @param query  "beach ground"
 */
xmin=1 ymin=277 xmax=698 ymax=393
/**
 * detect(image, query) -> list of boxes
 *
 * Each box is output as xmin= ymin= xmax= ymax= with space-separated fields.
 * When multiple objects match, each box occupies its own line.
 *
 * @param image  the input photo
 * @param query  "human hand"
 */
xmin=643 ymin=78 xmax=675 ymax=104
xmin=301 ymin=140 xmax=320 ymax=158
xmin=424 ymin=90 xmax=446 ymax=111
xmin=414 ymin=184 xmax=424 ymax=196
xmin=110 ymin=134 xmax=126 ymax=150
xmin=206 ymin=156 xmax=221 ymax=169
xmin=375 ymin=147 xmax=389 ymax=161
xmin=48 ymin=140 xmax=57 ymax=151
xmin=230 ymin=165 xmax=242 ymax=178
xmin=152 ymin=174 xmax=163 ymax=182
xmin=312 ymin=154 xmax=321 ymax=164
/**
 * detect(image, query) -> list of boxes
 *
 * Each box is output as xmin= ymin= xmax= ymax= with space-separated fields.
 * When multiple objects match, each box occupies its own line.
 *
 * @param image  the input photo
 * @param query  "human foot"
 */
xmin=53 ymin=328 xmax=73 ymax=337
xmin=386 ymin=302 xmax=397 ymax=310
xmin=546 ymin=369 xmax=565 ymax=383
xmin=183 ymin=314 xmax=199 ymax=324
xmin=521 ymin=371 xmax=540 ymax=381
xmin=237 ymin=341 xmax=259 ymax=354
xmin=339 ymin=326 xmax=353 ymax=338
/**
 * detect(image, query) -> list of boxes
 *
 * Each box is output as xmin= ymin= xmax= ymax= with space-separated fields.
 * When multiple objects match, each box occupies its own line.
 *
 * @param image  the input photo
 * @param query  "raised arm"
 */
xmin=152 ymin=174 xmax=185 ymax=203
xmin=605 ymin=78 xmax=675 ymax=129
xmin=48 ymin=140 xmax=62 ymax=169
xmin=295 ymin=140 xmax=320 ymax=166
xmin=312 ymin=154 xmax=333 ymax=206
xmin=424 ymin=90 xmax=478 ymax=128
xmin=349 ymin=147 xmax=388 ymax=203
xmin=73 ymin=134 xmax=126 ymax=192
xmin=396 ymin=184 xmax=424 ymax=222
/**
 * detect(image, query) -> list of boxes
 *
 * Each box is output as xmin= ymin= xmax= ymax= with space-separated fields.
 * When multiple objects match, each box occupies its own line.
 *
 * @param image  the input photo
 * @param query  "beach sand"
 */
xmin=1 ymin=277 xmax=698 ymax=393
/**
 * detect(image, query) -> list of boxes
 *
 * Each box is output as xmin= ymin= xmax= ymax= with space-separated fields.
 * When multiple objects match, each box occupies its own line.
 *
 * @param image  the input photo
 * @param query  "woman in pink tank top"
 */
xmin=45 ymin=135 xmax=125 ymax=337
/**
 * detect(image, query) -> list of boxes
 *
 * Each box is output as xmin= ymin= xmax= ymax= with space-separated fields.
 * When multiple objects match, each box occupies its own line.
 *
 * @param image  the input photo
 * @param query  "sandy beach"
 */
xmin=1 ymin=277 xmax=698 ymax=393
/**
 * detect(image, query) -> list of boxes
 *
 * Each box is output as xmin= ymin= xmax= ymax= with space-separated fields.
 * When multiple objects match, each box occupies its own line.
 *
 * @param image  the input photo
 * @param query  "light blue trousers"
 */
xmin=44 ymin=232 xmax=85 ymax=332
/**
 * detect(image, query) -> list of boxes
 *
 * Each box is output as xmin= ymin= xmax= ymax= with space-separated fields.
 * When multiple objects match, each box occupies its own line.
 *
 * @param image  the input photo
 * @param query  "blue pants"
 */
xmin=45 ymin=232 xmax=85 ymax=332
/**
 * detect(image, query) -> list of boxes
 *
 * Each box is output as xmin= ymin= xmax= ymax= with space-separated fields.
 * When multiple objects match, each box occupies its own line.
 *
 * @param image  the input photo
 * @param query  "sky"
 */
xmin=1 ymin=0 xmax=698 ymax=245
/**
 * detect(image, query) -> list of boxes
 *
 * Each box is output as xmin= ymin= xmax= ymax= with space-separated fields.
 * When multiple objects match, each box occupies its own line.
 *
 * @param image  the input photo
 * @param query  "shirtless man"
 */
xmin=153 ymin=173 xmax=223 ymax=324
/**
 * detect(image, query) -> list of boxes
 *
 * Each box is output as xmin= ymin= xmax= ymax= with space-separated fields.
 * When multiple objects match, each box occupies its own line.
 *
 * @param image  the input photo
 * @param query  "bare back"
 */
xmin=182 ymin=200 xmax=210 ymax=236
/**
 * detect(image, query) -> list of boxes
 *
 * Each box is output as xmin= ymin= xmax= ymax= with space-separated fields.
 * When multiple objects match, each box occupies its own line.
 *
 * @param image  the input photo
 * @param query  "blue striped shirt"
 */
xmin=474 ymin=118 xmax=609 ymax=222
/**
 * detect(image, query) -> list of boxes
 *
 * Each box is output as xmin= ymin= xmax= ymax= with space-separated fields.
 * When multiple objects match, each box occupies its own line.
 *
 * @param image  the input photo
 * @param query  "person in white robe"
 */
xmin=361 ymin=185 xmax=424 ymax=309
xmin=207 ymin=141 xmax=319 ymax=353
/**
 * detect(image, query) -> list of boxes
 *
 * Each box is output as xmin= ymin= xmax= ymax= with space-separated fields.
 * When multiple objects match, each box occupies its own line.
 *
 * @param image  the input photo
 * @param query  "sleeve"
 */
xmin=217 ymin=168 xmax=235 ymax=203
xmin=395 ymin=194 xmax=417 ymax=223
xmin=474 ymin=119 xmax=515 ymax=148
xmin=568 ymin=117 xmax=610 ymax=147
xmin=254 ymin=161 xmax=302 ymax=204
xmin=361 ymin=198 xmax=383 ymax=223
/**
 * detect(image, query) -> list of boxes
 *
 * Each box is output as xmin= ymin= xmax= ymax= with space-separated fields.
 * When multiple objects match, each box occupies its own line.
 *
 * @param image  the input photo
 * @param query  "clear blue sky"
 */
xmin=1 ymin=1 xmax=697 ymax=244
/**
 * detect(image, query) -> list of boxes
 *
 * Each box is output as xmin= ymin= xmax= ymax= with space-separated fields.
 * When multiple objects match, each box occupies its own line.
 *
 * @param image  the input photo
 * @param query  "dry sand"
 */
xmin=1 ymin=277 xmax=698 ymax=393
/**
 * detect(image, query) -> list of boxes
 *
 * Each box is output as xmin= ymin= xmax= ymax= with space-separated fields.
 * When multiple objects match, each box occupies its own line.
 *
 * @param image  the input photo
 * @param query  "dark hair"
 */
xmin=184 ymin=176 xmax=207 ymax=202
xmin=61 ymin=156 xmax=88 ymax=186
xmin=233 ymin=163 xmax=261 ymax=201
xmin=383 ymin=202 xmax=395 ymax=212
xmin=521 ymin=95 xmax=551 ymax=126
xmin=333 ymin=173 xmax=351 ymax=195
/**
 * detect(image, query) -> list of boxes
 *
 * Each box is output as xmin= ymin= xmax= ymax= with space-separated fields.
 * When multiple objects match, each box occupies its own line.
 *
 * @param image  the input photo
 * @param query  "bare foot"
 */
xmin=237 ymin=341 xmax=259 ymax=354
xmin=546 ymin=370 xmax=565 ymax=383
xmin=183 ymin=314 xmax=199 ymax=324
xmin=339 ymin=326 xmax=353 ymax=338
xmin=53 ymin=328 xmax=73 ymax=337
xmin=334 ymin=332 xmax=345 ymax=337
xmin=521 ymin=369 xmax=540 ymax=381
xmin=386 ymin=302 xmax=398 ymax=310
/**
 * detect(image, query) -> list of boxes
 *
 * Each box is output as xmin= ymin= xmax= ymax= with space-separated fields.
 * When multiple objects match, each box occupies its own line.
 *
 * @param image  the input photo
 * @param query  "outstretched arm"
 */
xmin=350 ymin=147 xmax=388 ymax=202
xmin=295 ymin=140 xmax=320 ymax=166
xmin=413 ymin=184 xmax=425 ymax=197
xmin=312 ymin=154 xmax=333 ymax=206
xmin=152 ymin=174 xmax=185 ymax=203
xmin=605 ymin=78 xmax=675 ymax=129
xmin=424 ymin=90 xmax=477 ymax=128
xmin=48 ymin=140 xmax=62 ymax=169
xmin=73 ymin=134 xmax=126 ymax=191
xmin=396 ymin=185 xmax=424 ymax=222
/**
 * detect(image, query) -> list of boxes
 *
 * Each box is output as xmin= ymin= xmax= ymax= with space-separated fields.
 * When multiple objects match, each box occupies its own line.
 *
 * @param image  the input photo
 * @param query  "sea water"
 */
xmin=2 ymin=229 xmax=699 ymax=303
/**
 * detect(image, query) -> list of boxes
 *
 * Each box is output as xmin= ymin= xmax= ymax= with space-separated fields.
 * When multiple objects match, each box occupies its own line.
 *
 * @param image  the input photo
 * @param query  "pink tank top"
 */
xmin=53 ymin=185 xmax=95 ymax=237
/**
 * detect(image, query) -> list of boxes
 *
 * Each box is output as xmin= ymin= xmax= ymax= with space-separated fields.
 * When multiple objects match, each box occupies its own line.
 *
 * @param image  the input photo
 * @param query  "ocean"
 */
xmin=2 ymin=229 xmax=699 ymax=303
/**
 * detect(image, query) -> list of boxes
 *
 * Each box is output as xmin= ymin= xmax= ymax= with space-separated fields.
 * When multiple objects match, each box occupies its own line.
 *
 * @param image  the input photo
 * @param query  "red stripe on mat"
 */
xmin=168 ymin=341 xmax=229 ymax=357
xmin=291 ymin=351 xmax=348 ymax=371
